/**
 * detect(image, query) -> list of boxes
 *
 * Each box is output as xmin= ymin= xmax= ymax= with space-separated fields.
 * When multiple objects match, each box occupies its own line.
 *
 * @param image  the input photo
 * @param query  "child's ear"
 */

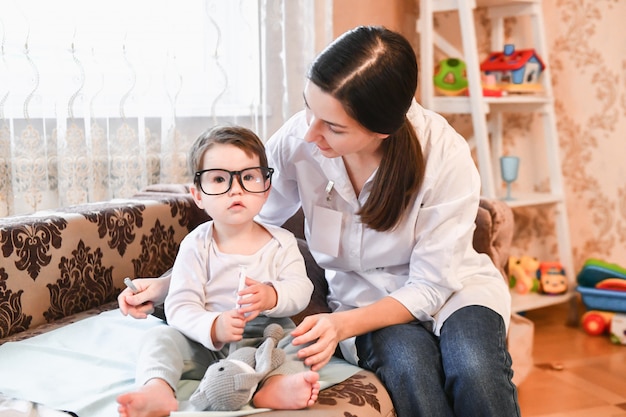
xmin=190 ymin=185 xmax=204 ymax=209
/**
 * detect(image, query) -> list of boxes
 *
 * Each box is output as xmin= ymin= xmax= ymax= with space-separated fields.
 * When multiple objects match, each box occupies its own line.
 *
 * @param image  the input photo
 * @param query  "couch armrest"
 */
xmin=473 ymin=198 xmax=515 ymax=281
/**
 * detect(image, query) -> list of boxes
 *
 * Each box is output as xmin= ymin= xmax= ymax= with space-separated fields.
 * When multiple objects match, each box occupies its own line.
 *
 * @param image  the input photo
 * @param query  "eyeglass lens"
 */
xmin=197 ymin=167 xmax=272 ymax=195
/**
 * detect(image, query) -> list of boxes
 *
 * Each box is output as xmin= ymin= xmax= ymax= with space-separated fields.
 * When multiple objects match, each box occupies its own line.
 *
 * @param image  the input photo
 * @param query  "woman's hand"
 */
xmin=118 ymin=276 xmax=170 ymax=319
xmin=291 ymin=313 xmax=343 ymax=371
xmin=291 ymin=298 xmax=413 ymax=370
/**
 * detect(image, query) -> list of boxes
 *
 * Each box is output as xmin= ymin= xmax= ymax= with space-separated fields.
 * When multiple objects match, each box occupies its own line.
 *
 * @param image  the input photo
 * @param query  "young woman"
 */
xmin=119 ymin=26 xmax=520 ymax=417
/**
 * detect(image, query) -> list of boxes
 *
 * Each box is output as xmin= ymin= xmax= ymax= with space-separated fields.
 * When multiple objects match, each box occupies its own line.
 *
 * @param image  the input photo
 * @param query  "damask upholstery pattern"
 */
xmin=1 ymin=216 xmax=67 ymax=280
xmin=318 ymin=373 xmax=382 ymax=410
xmin=44 ymin=240 xmax=115 ymax=323
xmin=131 ymin=219 xmax=179 ymax=278
xmin=256 ymin=371 xmax=395 ymax=417
xmin=84 ymin=204 xmax=146 ymax=256
xmin=0 ymin=270 xmax=32 ymax=338
xmin=0 ymin=193 xmax=202 ymax=340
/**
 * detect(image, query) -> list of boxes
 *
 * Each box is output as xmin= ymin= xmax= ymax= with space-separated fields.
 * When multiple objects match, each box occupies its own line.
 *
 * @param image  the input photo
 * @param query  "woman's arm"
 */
xmin=291 ymin=296 xmax=413 ymax=371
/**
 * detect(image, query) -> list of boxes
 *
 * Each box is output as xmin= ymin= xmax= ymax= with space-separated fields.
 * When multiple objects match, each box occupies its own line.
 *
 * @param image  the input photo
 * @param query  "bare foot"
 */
xmin=252 ymin=371 xmax=320 ymax=409
xmin=117 ymin=379 xmax=178 ymax=417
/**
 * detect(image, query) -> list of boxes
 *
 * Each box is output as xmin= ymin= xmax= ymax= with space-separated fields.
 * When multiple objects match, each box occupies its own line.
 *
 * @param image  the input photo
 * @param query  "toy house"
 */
xmin=480 ymin=44 xmax=545 ymax=92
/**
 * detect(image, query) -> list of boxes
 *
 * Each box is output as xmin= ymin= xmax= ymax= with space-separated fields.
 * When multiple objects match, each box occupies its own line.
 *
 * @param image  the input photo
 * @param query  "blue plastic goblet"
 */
xmin=500 ymin=156 xmax=520 ymax=201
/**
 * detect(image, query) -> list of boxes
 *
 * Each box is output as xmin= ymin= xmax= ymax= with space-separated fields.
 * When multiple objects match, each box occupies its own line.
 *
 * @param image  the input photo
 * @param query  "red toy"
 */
xmin=480 ymin=44 xmax=545 ymax=93
xmin=537 ymin=261 xmax=568 ymax=295
xmin=581 ymin=310 xmax=615 ymax=336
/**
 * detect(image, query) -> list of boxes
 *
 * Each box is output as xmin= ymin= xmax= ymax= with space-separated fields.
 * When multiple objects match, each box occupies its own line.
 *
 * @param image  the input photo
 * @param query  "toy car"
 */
xmin=538 ymin=261 xmax=567 ymax=295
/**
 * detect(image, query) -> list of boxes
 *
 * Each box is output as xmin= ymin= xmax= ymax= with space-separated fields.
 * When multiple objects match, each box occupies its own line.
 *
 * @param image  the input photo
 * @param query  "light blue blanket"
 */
xmin=0 ymin=310 xmax=361 ymax=417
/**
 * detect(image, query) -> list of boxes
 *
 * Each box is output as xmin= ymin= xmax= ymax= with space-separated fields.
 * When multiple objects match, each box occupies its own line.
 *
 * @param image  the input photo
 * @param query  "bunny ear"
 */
xmin=254 ymin=337 xmax=276 ymax=375
xmin=234 ymin=373 xmax=261 ymax=392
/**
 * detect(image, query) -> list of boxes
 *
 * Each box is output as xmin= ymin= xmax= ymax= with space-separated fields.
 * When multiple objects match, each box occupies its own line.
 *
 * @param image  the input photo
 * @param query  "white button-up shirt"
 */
xmin=259 ymin=101 xmax=510 ymax=364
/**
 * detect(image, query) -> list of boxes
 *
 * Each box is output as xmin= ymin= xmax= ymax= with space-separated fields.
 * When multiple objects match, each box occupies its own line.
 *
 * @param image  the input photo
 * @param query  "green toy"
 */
xmin=433 ymin=58 xmax=468 ymax=96
xmin=577 ymin=258 xmax=626 ymax=288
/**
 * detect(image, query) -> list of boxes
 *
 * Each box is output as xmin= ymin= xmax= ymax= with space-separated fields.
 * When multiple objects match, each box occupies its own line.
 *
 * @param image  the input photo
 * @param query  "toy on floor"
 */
xmin=576 ymin=258 xmax=626 ymax=288
xmin=576 ymin=258 xmax=626 ymax=314
xmin=189 ymin=323 xmax=286 ymax=411
xmin=508 ymin=255 xmax=540 ymax=294
xmin=581 ymin=310 xmax=615 ymax=336
xmin=594 ymin=278 xmax=626 ymax=291
xmin=610 ymin=313 xmax=626 ymax=345
xmin=577 ymin=259 xmax=626 ymax=344
xmin=537 ymin=261 xmax=568 ymax=295
xmin=581 ymin=310 xmax=626 ymax=344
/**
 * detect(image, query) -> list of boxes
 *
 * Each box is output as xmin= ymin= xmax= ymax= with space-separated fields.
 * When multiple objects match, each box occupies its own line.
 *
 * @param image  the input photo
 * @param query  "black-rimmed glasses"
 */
xmin=194 ymin=167 xmax=274 ymax=196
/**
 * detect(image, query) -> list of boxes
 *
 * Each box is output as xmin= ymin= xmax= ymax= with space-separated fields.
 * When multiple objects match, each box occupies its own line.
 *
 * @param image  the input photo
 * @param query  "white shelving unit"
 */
xmin=417 ymin=0 xmax=574 ymax=312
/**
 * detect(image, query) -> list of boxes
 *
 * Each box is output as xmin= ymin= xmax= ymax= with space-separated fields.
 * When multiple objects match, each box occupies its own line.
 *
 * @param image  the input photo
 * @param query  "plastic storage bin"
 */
xmin=577 ymin=286 xmax=626 ymax=313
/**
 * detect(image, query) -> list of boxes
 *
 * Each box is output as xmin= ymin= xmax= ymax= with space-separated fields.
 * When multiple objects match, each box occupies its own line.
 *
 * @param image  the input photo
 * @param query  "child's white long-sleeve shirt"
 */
xmin=165 ymin=221 xmax=312 ymax=351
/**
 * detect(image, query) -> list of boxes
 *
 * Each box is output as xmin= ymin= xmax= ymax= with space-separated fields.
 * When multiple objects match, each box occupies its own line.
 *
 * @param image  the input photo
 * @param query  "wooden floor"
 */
xmin=517 ymin=297 xmax=626 ymax=417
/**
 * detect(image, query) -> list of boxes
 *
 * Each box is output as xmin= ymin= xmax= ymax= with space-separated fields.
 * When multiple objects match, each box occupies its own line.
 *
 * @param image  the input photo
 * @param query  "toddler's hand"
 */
xmin=214 ymin=309 xmax=247 ymax=344
xmin=237 ymin=277 xmax=277 ymax=320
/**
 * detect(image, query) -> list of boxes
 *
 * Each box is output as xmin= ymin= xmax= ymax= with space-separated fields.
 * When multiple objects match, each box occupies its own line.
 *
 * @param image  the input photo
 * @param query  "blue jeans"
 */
xmin=355 ymin=305 xmax=520 ymax=417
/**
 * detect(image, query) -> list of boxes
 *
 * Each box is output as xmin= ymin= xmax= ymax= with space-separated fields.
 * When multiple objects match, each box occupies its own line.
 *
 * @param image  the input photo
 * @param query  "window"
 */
xmin=0 ymin=0 xmax=321 ymax=216
xmin=0 ymin=0 xmax=260 ymax=119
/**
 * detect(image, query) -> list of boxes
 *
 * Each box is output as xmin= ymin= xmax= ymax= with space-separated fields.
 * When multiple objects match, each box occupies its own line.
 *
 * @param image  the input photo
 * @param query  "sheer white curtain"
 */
xmin=0 ymin=0 xmax=331 ymax=217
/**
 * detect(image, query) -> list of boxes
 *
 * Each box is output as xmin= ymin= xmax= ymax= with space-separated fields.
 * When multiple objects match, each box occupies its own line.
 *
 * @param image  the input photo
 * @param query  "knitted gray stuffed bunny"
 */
xmin=189 ymin=323 xmax=286 ymax=411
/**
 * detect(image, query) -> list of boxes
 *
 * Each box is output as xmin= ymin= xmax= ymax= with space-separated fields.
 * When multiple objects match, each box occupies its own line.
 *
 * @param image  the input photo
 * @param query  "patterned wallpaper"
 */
xmin=421 ymin=0 xmax=626 ymax=274
xmin=541 ymin=0 xmax=626 ymax=271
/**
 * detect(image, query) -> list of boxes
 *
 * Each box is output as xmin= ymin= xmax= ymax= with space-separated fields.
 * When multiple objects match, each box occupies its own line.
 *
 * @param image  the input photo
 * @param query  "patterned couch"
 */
xmin=0 ymin=184 xmax=516 ymax=417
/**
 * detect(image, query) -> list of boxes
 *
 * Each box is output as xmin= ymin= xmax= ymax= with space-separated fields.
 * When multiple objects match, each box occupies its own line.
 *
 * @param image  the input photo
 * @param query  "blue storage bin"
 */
xmin=577 ymin=286 xmax=626 ymax=313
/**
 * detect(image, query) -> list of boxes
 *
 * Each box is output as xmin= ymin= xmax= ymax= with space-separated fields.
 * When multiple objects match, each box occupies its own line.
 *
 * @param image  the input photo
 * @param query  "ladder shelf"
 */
xmin=430 ymin=95 xmax=553 ymax=114
xmin=418 ymin=0 xmax=574 ymax=312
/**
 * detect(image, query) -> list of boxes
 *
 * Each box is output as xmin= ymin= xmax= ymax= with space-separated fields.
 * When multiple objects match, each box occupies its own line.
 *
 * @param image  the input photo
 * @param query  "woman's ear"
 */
xmin=190 ymin=185 xmax=204 ymax=209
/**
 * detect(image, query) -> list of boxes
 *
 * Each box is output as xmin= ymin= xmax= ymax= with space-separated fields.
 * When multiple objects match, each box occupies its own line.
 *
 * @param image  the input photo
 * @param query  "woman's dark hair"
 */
xmin=307 ymin=26 xmax=425 ymax=231
xmin=188 ymin=125 xmax=268 ymax=176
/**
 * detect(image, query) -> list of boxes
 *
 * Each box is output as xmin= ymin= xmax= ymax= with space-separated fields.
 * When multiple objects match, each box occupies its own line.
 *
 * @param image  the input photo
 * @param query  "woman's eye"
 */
xmin=327 ymin=124 xmax=341 ymax=134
